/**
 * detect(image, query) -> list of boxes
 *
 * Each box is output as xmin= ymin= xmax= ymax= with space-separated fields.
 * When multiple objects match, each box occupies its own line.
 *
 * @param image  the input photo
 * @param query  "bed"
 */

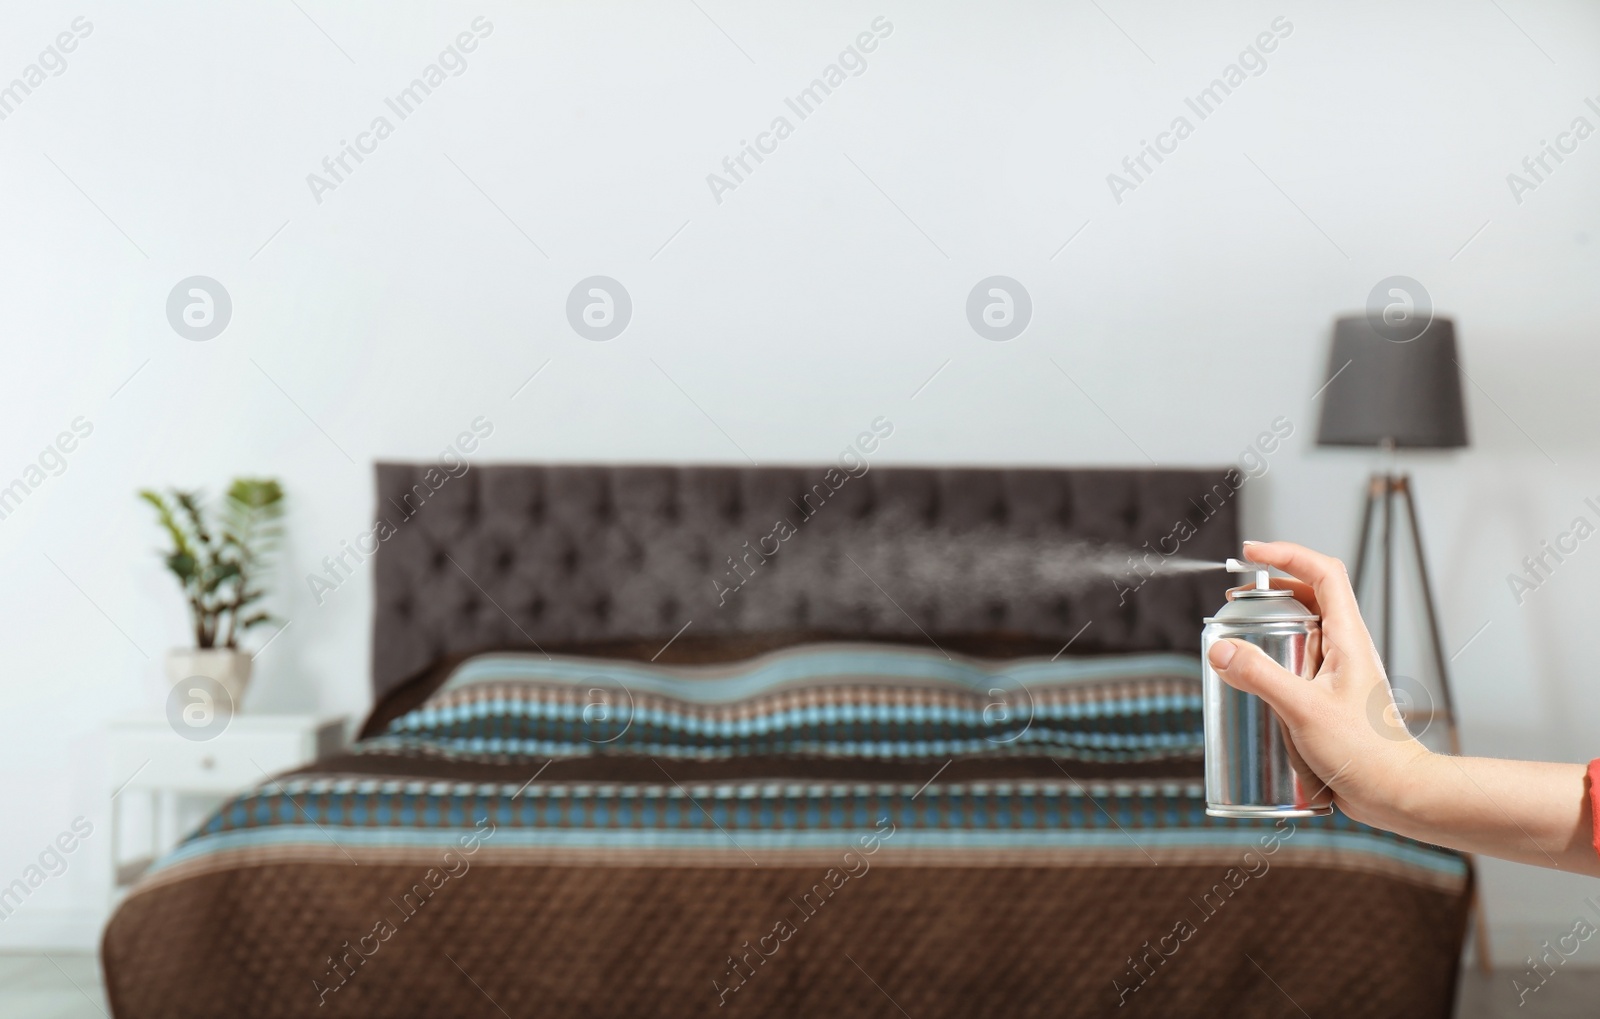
xmin=102 ymin=465 xmax=1472 ymax=1017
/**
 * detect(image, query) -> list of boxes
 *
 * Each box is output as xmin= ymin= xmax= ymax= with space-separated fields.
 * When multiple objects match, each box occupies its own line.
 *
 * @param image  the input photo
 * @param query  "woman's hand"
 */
xmin=1206 ymin=540 xmax=1431 ymax=828
xmin=1208 ymin=540 xmax=1600 ymax=874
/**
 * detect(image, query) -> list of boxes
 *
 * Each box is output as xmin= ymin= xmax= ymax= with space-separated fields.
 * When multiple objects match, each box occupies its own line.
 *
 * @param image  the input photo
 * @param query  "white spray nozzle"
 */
xmin=1225 ymin=557 xmax=1271 ymax=591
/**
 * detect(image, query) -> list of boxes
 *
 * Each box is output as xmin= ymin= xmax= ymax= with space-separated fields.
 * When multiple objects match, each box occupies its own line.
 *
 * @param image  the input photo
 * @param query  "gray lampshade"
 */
xmin=1316 ymin=316 xmax=1469 ymax=449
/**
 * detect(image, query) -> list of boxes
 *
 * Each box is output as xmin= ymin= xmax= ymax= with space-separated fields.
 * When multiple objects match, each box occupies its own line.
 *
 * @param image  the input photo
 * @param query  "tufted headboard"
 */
xmin=369 ymin=464 xmax=1240 ymax=701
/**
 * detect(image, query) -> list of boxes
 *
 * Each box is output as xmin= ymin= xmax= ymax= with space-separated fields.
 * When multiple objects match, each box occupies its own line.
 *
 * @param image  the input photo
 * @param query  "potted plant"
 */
xmin=139 ymin=478 xmax=285 ymax=707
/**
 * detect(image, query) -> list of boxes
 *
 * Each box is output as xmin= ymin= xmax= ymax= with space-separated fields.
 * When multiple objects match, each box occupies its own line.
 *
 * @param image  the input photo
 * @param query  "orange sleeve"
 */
xmin=1589 ymin=760 xmax=1600 ymax=861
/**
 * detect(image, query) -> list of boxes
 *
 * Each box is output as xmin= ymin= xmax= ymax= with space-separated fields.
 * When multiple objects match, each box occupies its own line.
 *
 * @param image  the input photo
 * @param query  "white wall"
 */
xmin=1 ymin=0 xmax=1597 ymax=960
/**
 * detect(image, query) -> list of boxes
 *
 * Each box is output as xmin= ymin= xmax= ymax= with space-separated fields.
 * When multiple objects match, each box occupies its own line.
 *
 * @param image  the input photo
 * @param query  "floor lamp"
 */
xmin=1315 ymin=313 xmax=1485 ymax=966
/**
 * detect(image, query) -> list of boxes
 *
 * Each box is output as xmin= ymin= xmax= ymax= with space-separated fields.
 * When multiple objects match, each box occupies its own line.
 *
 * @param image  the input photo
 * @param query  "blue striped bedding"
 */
xmin=144 ymin=644 xmax=1466 ymax=892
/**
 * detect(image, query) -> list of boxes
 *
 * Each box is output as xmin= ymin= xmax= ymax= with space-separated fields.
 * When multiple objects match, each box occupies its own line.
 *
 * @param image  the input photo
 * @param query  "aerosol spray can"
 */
xmin=1202 ymin=557 xmax=1331 ymax=818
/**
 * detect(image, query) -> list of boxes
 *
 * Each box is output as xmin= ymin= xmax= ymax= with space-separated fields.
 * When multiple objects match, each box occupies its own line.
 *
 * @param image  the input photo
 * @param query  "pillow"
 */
xmin=357 ymin=631 xmax=1102 ymax=738
xmin=361 ymin=642 xmax=1201 ymax=763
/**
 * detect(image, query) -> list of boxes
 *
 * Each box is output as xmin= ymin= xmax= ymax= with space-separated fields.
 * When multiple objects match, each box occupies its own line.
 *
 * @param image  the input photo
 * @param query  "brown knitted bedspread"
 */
xmin=104 ymin=643 xmax=1469 ymax=1016
xmin=102 ymin=761 xmax=1470 ymax=1018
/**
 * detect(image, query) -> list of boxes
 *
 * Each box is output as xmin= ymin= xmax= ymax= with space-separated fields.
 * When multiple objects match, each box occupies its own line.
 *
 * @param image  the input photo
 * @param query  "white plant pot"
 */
xmin=166 ymin=648 xmax=253 ymax=710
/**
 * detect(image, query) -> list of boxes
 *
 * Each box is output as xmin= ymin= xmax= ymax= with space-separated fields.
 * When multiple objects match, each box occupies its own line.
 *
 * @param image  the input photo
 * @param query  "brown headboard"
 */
xmin=369 ymin=464 xmax=1240 ymax=700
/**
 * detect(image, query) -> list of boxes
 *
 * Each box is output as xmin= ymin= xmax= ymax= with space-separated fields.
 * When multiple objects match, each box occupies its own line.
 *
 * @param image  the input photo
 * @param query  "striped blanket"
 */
xmin=104 ymin=644 xmax=1471 ymax=1019
xmin=363 ymin=646 xmax=1208 ymax=760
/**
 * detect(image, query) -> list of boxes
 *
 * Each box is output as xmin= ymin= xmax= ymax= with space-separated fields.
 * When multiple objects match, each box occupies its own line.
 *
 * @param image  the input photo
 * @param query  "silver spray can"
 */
xmin=1202 ymin=558 xmax=1330 ymax=818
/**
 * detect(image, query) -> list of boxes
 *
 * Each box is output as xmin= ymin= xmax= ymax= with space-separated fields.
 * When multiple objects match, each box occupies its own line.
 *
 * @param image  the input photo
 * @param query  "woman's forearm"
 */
xmin=1370 ymin=755 xmax=1600 ymax=876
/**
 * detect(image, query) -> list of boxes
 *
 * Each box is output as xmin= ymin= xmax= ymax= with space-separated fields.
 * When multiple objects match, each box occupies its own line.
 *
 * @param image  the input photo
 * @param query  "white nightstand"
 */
xmin=108 ymin=714 xmax=347 ymax=886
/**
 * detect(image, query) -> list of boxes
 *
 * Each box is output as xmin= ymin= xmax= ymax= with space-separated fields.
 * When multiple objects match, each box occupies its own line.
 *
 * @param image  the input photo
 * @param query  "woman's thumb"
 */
xmin=1207 ymin=639 xmax=1311 ymax=723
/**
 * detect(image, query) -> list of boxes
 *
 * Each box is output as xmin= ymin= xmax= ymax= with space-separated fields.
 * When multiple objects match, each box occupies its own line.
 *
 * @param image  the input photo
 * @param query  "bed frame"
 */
xmin=370 ymin=463 xmax=1242 ymax=699
xmin=104 ymin=464 xmax=1473 ymax=1019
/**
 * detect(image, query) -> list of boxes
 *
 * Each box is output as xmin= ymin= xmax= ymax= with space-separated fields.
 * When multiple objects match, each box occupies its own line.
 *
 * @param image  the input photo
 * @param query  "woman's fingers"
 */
xmin=1206 ymin=639 xmax=1315 ymax=726
xmin=1240 ymin=541 xmax=1370 ymax=652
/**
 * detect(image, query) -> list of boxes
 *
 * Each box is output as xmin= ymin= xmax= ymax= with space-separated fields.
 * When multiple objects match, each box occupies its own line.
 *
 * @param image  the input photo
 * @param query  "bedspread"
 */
xmin=103 ymin=644 xmax=1470 ymax=1018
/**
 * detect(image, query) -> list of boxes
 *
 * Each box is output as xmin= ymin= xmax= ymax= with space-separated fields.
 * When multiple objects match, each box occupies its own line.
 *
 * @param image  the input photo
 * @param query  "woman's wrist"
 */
xmin=1340 ymin=741 xmax=1441 ymax=835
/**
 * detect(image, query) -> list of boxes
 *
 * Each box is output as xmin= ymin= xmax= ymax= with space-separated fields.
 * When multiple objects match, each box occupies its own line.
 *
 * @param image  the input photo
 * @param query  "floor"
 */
xmin=0 ymin=954 xmax=108 ymax=1018
xmin=1455 ymin=967 xmax=1600 ymax=1019
xmin=0 ymin=953 xmax=1596 ymax=1017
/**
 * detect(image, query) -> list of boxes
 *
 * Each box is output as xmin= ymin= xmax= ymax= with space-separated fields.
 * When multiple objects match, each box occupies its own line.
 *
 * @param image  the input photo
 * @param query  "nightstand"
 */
xmin=109 ymin=714 xmax=347 ymax=886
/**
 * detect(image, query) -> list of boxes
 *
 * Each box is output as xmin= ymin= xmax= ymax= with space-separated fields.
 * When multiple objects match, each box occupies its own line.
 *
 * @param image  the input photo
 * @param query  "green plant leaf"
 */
xmin=147 ymin=477 xmax=284 ymax=651
xmin=227 ymin=477 xmax=284 ymax=510
xmin=140 ymin=490 xmax=196 ymax=563
xmin=173 ymin=491 xmax=212 ymax=545
xmin=164 ymin=551 xmax=197 ymax=581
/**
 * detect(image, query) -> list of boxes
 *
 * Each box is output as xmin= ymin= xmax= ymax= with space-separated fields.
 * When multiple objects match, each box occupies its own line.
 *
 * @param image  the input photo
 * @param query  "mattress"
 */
xmin=103 ymin=644 xmax=1470 ymax=1018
